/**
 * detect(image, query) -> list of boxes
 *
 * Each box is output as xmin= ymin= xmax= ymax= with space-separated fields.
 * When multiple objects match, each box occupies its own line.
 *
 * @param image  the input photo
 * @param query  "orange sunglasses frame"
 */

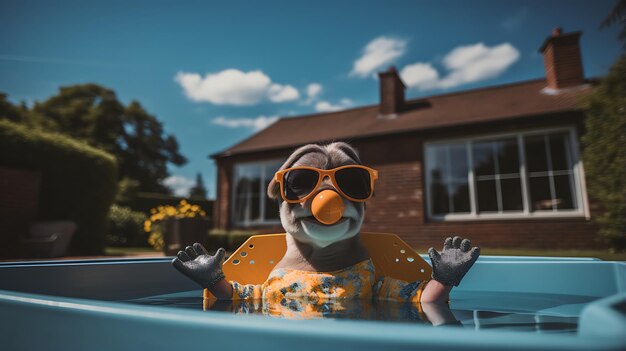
xmin=274 ymin=165 xmax=379 ymax=203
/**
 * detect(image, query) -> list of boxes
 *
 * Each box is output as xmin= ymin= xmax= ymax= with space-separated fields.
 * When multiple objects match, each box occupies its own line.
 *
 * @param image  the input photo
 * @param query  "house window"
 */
xmin=425 ymin=128 xmax=585 ymax=220
xmin=232 ymin=160 xmax=282 ymax=226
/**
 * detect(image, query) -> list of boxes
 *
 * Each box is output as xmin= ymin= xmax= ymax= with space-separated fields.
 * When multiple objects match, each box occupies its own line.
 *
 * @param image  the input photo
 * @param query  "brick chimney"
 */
xmin=539 ymin=27 xmax=585 ymax=89
xmin=378 ymin=66 xmax=405 ymax=117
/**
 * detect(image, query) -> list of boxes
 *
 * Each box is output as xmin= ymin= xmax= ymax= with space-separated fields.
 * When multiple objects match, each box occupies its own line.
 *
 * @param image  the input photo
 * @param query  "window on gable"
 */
xmin=232 ymin=160 xmax=282 ymax=226
xmin=524 ymin=133 xmax=577 ymax=211
xmin=472 ymin=137 xmax=523 ymax=213
xmin=425 ymin=128 xmax=585 ymax=220
xmin=426 ymin=142 xmax=471 ymax=215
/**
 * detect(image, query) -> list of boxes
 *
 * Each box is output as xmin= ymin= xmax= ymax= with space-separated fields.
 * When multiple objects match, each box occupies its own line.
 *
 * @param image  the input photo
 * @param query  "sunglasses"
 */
xmin=274 ymin=165 xmax=379 ymax=203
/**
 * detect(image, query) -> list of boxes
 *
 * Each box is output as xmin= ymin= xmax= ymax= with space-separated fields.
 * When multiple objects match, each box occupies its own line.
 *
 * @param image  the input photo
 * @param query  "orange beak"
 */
xmin=311 ymin=189 xmax=345 ymax=225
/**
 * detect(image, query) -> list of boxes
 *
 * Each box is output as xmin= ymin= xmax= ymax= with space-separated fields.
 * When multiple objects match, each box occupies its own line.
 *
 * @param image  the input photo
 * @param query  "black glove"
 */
xmin=428 ymin=236 xmax=480 ymax=287
xmin=171 ymin=243 xmax=226 ymax=289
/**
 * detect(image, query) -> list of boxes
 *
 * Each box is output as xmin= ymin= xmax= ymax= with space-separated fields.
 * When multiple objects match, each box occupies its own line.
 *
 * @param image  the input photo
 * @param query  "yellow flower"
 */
xmin=146 ymin=201 xmax=206 ymax=249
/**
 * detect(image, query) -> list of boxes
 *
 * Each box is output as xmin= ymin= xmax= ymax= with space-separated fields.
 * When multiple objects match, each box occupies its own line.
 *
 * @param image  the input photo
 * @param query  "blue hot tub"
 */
xmin=0 ymin=255 xmax=624 ymax=351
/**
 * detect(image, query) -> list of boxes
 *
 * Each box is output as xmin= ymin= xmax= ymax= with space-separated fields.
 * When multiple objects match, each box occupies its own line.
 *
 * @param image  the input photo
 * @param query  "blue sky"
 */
xmin=1 ymin=0 xmax=622 ymax=199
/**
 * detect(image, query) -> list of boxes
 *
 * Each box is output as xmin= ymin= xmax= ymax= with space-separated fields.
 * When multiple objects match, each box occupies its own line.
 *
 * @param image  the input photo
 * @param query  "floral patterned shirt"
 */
xmin=213 ymin=259 xmax=428 ymax=304
xmin=204 ymin=259 xmax=430 ymax=319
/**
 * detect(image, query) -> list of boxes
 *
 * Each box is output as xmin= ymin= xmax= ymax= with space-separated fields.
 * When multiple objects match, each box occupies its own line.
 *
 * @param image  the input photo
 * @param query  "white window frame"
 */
xmin=231 ymin=159 xmax=282 ymax=227
xmin=424 ymin=126 xmax=589 ymax=221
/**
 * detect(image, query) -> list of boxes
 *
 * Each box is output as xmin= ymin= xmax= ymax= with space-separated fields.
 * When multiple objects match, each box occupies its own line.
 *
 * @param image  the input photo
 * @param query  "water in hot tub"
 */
xmin=124 ymin=290 xmax=595 ymax=334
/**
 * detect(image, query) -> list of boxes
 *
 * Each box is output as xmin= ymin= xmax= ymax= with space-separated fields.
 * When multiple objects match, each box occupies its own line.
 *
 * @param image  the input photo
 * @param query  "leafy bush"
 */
xmin=106 ymin=204 xmax=148 ymax=247
xmin=582 ymin=55 xmax=626 ymax=252
xmin=0 ymin=120 xmax=117 ymax=255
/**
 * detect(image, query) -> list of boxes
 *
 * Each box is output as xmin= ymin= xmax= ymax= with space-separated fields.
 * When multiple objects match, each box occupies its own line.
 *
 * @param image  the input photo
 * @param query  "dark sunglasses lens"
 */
xmin=284 ymin=169 xmax=319 ymax=200
xmin=335 ymin=167 xmax=372 ymax=200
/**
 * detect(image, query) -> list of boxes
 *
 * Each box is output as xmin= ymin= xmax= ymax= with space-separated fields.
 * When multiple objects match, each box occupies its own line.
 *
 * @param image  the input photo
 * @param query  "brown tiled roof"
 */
xmin=212 ymin=78 xmax=591 ymax=158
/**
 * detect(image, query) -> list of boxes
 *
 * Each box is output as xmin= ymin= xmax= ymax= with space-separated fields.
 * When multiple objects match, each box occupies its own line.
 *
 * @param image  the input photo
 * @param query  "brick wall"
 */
xmin=541 ymin=30 xmax=584 ymax=89
xmin=213 ymin=157 xmax=230 ymax=230
xmin=213 ymin=149 xmax=290 ymax=232
xmin=378 ymin=67 xmax=405 ymax=116
xmin=360 ymin=118 xmax=600 ymax=250
xmin=214 ymin=113 xmax=603 ymax=250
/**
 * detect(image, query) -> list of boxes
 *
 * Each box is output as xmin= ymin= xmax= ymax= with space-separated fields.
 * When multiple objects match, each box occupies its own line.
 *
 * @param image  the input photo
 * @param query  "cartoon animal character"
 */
xmin=173 ymin=142 xmax=480 ymax=310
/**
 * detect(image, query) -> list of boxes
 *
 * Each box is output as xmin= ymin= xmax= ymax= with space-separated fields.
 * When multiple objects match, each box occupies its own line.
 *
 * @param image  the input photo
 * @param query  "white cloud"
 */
xmin=307 ymin=83 xmax=322 ymax=99
xmin=175 ymin=69 xmax=299 ymax=105
xmin=268 ymin=83 xmax=300 ymax=102
xmin=400 ymin=42 xmax=520 ymax=91
xmin=162 ymin=175 xmax=195 ymax=197
xmin=350 ymin=36 xmax=407 ymax=78
xmin=212 ymin=115 xmax=279 ymax=131
xmin=303 ymin=83 xmax=323 ymax=104
xmin=315 ymin=98 xmax=353 ymax=112
xmin=400 ymin=63 xmax=440 ymax=90
xmin=439 ymin=43 xmax=520 ymax=88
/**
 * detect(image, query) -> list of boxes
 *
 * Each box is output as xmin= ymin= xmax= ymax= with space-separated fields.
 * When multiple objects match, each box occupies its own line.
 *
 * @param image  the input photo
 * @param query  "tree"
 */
xmin=11 ymin=84 xmax=187 ymax=193
xmin=189 ymin=172 xmax=208 ymax=198
xmin=601 ymin=0 xmax=626 ymax=46
xmin=581 ymin=56 xmax=626 ymax=251
xmin=30 ymin=84 xmax=126 ymax=154
xmin=0 ymin=93 xmax=61 ymax=132
xmin=116 ymin=101 xmax=187 ymax=193
xmin=0 ymin=93 xmax=25 ymax=122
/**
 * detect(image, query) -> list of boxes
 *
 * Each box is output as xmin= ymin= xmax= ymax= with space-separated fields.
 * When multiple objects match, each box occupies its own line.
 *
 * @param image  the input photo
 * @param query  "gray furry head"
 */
xmin=267 ymin=142 xmax=362 ymax=200
xmin=268 ymin=142 xmax=366 ymax=248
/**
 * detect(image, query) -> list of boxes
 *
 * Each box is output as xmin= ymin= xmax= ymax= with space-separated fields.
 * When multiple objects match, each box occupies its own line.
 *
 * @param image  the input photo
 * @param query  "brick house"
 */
xmin=210 ymin=28 xmax=603 ymax=250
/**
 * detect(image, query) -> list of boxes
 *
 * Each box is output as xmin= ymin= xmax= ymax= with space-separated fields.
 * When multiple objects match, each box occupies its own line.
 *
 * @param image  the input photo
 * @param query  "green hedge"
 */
xmin=0 ymin=120 xmax=117 ymax=255
xmin=582 ymin=56 xmax=626 ymax=251
xmin=106 ymin=204 xmax=148 ymax=247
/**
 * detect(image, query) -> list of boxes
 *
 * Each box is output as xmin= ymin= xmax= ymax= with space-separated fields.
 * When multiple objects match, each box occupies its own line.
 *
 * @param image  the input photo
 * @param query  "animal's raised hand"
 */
xmin=171 ymin=243 xmax=226 ymax=288
xmin=428 ymin=236 xmax=480 ymax=287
